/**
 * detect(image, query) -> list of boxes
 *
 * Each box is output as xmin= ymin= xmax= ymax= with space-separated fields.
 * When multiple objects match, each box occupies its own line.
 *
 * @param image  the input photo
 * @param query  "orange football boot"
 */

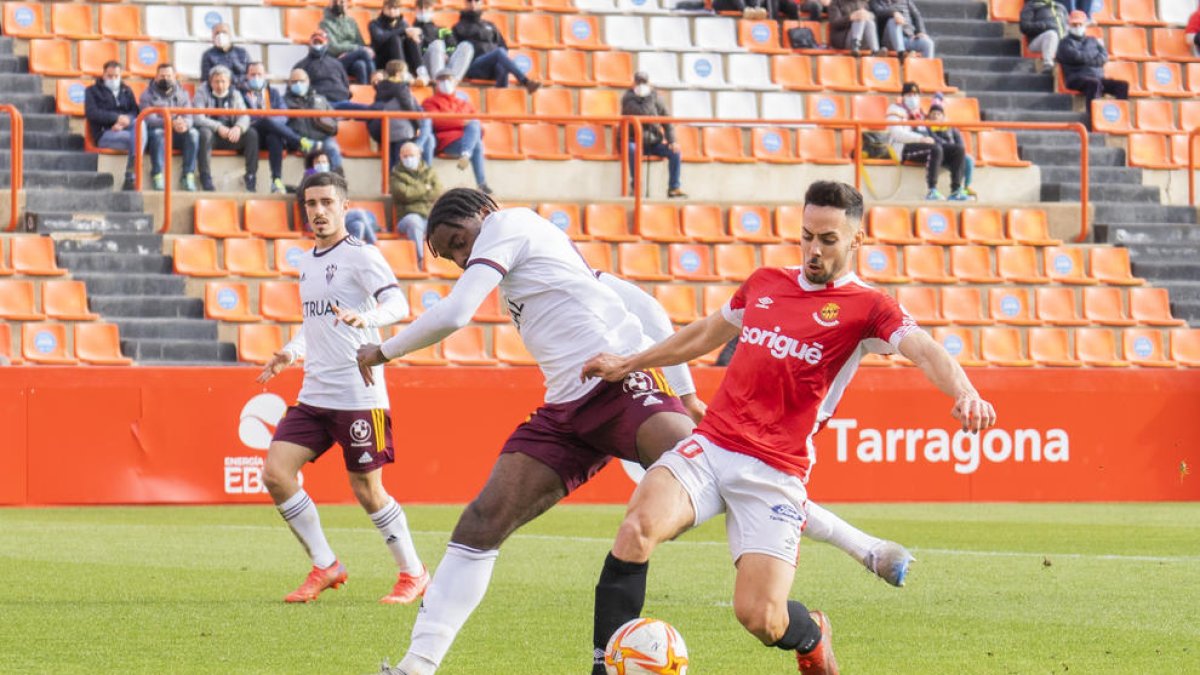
xmin=284 ymin=560 xmax=347 ymax=603
xmin=380 ymin=566 xmax=431 ymax=604
xmin=796 ymin=610 xmax=839 ymax=675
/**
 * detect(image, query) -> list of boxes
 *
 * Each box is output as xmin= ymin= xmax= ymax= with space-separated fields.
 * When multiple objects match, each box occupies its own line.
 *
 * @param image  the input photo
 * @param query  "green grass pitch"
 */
xmin=2 ymin=503 xmax=1197 ymax=674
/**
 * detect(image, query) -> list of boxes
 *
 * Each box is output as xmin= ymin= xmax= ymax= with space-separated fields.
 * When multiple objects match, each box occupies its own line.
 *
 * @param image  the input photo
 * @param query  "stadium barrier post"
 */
xmin=380 ymin=119 xmax=390 ymax=196
xmin=1190 ymin=127 xmax=1199 ymax=208
xmin=0 ymin=104 xmax=23 ymax=231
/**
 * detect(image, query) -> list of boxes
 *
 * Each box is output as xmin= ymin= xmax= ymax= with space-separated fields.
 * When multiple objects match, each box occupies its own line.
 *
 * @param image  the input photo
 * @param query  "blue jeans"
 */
xmin=396 ymin=212 xmax=428 ymax=264
xmin=338 ymin=47 xmax=375 ymax=84
xmin=442 ymin=120 xmax=487 ymax=187
xmin=465 ymin=47 xmax=528 ymax=88
xmin=417 ymin=119 xmax=435 ymax=167
xmin=627 ymin=140 xmax=681 ymax=191
xmin=963 ymin=153 xmax=974 ymax=189
xmin=146 ymin=127 xmax=199 ymax=176
xmin=884 ymin=20 xmax=935 ymax=58
xmin=97 ymin=122 xmax=147 ymax=177
xmin=345 ymin=208 xmax=380 ymax=244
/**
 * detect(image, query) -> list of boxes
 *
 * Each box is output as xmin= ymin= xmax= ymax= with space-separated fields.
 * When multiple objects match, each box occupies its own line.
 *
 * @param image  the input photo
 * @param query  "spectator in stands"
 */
xmin=321 ymin=0 xmax=376 ymax=85
xmin=295 ymin=30 xmax=352 ymax=107
xmin=710 ymin=0 xmax=799 ymax=20
xmin=193 ymin=65 xmax=260 ymax=193
xmin=411 ymin=0 xmax=473 ymax=83
xmin=284 ymin=68 xmax=344 ymax=171
xmin=241 ymin=61 xmax=313 ymax=195
xmin=366 ymin=60 xmax=430 ymax=170
xmin=140 ymin=63 xmax=200 ymax=192
xmin=887 ymin=82 xmax=967 ymax=201
xmin=200 ymin=23 xmax=250 ymax=89
xmin=84 ymin=60 xmax=144 ymax=192
xmin=923 ymin=102 xmax=976 ymax=199
xmin=453 ymin=0 xmax=541 ymax=92
xmin=1019 ymin=0 xmax=1068 ymax=71
xmin=370 ymin=0 xmax=428 ymax=84
xmin=621 ymin=72 xmax=686 ymax=199
xmin=390 ymin=141 xmax=442 ymax=263
xmin=828 ymin=0 xmax=882 ymax=54
xmin=799 ymin=0 xmax=831 ymax=21
xmin=1065 ymin=0 xmax=1091 ymax=18
xmin=870 ymin=0 xmax=934 ymax=61
xmin=1057 ymin=10 xmax=1128 ymax=121
xmin=422 ymin=69 xmax=492 ymax=194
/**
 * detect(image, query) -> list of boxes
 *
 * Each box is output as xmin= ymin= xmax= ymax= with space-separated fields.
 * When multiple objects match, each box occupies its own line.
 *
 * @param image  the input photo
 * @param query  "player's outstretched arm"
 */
xmin=898 ymin=330 xmax=997 ymax=433
xmin=582 ymin=310 xmax=739 ymax=383
xmin=256 ymin=350 xmax=294 ymax=383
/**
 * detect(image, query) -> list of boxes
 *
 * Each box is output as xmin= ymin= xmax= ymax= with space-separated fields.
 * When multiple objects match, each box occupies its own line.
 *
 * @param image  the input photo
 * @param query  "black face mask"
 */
xmin=154 ymin=79 xmax=173 ymax=94
xmin=331 ymin=4 xmax=345 ymax=16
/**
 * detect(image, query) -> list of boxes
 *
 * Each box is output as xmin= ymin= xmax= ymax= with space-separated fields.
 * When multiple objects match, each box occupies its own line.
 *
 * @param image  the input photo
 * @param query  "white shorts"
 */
xmin=654 ymin=433 xmax=808 ymax=566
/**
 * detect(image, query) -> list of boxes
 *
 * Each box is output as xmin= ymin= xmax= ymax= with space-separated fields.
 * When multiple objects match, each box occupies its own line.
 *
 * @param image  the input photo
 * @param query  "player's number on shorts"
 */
xmin=678 ymin=441 xmax=703 ymax=459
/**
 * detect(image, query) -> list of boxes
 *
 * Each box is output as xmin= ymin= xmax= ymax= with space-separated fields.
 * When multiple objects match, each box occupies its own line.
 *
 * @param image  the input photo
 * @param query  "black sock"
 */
xmin=592 ymin=552 xmax=649 ymax=675
xmin=772 ymin=600 xmax=821 ymax=653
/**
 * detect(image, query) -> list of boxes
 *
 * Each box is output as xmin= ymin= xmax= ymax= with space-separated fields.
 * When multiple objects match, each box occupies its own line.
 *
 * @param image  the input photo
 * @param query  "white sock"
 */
xmin=804 ymin=501 xmax=882 ymax=565
xmin=370 ymin=497 xmax=423 ymax=575
xmin=277 ymin=490 xmax=337 ymax=569
xmin=405 ymin=543 xmax=499 ymax=669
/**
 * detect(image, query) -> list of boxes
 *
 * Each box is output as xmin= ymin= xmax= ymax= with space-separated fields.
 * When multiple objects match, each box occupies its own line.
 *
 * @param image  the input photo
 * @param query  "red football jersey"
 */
xmin=695 ymin=268 xmax=919 ymax=480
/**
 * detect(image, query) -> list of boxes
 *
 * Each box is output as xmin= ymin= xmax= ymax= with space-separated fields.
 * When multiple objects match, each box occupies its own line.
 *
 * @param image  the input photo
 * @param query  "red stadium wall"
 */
xmin=0 ymin=367 xmax=1197 ymax=505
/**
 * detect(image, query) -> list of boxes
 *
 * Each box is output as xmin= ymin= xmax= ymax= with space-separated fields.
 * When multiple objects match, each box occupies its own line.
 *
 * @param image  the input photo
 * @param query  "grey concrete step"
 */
xmin=28 ymin=210 xmax=155 ymax=233
xmin=0 ymin=55 xmax=27 ymax=73
xmin=24 ymin=190 xmax=144 ymax=214
xmin=1092 ymin=202 xmax=1197 ymax=224
xmin=1094 ymin=223 xmax=1200 ymax=244
xmin=73 ymin=273 xmax=188 ymax=297
xmin=18 ymin=113 xmax=71 ymax=134
xmin=940 ymin=55 xmax=1040 ymax=74
xmin=1044 ymin=182 xmax=1159 ymax=203
xmin=948 ymin=71 xmax=1052 ymax=93
xmin=1171 ymin=300 xmax=1200 ymax=324
xmin=0 ymin=92 xmax=55 ymax=114
xmin=1129 ymin=259 xmax=1200 ymax=280
xmin=0 ymin=36 xmax=14 ymax=55
xmin=111 ymin=318 xmax=219 ymax=341
xmin=0 ymin=131 xmax=85 ymax=151
xmin=922 ymin=18 xmax=1006 ymax=38
xmin=57 ymin=251 xmax=172 ymax=274
xmin=982 ymin=108 xmax=1088 ymax=125
xmin=1039 ymin=166 xmax=1142 ymax=185
xmin=1024 ymin=144 xmax=1125 ymax=167
xmin=1160 ymin=281 xmax=1200 ymax=303
xmin=0 ymin=73 xmax=42 ymax=93
xmin=1125 ymin=242 xmax=1200 ymax=261
xmin=935 ymin=36 xmax=1022 ymax=57
xmin=90 ymin=295 xmax=204 ymax=318
xmin=121 ymin=338 xmax=237 ymax=363
xmin=975 ymin=91 xmax=1076 ymax=111
xmin=913 ymin=0 xmax=989 ymax=20
xmin=0 ymin=170 xmax=113 ymax=190
xmin=1013 ymin=130 xmax=1109 ymax=148
xmin=56 ymin=233 xmax=164 ymax=255
xmin=0 ymin=150 xmax=97 ymax=172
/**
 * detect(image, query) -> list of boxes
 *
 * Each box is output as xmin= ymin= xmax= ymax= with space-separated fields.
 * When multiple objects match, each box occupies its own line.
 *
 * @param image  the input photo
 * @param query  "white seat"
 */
xmin=637 ymin=51 xmax=680 ymax=87
xmin=693 ymin=17 xmax=741 ymax=52
xmin=716 ymin=91 xmax=758 ymax=120
xmin=604 ymin=16 xmax=648 ymax=50
xmin=761 ymin=91 xmax=805 ymax=120
xmin=144 ymin=5 xmax=191 ymax=42
xmin=172 ymin=42 xmax=208 ymax=79
xmin=1158 ymin=0 xmax=1192 ymax=25
xmin=671 ymin=90 xmax=713 ymax=119
xmin=648 ymin=16 xmax=692 ymax=51
xmin=238 ymin=7 xmax=287 ymax=44
xmin=574 ymin=0 xmax=619 ymax=11
xmin=267 ymin=43 xmax=310 ymax=80
xmin=241 ymin=42 xmax=264 ymax=65
xmin=728 ymin=53 xmax=779 ymax=90
xmin=191 ymin=6 xmax=236 ymax=40
xmin=617 ymin=0 xmax=665 ymax=13
xmin=682 ymin=52 xmax=727 ymax=88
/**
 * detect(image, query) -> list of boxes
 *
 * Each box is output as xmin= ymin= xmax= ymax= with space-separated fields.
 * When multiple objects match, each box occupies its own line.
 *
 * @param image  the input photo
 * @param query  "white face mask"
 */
xmin=1068 ymin=25 xmax=1086 ymax=37
xmin=401 ymin=156 xmax=420 ymax=170
xmin=436 ymin=80 xmax=455 ymax=95
xmin=416 ymin=11 xmax=433 ymax=21
xmin=903 ymin=95 xmax=920 ymax=111
xmin=313 ymin=162 xmax=330 ymax=173
xmin=634 ymin=84 xmax=651 ymax=97
xmin=104 ymin=77 xmax=121 ymax=93
xmin=215 ymin=33 xmax=231 ymax=50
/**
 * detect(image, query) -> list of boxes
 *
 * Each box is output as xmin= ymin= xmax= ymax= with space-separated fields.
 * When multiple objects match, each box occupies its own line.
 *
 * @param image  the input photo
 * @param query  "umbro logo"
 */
xmin=358 ymin=451 xmax=373 ymax=464
xmin=755 ymin=297 xmax=774 ymax=309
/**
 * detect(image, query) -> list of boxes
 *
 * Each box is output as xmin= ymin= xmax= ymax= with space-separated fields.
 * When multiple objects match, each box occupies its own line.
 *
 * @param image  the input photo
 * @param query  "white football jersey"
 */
xmin=292 ymin=236 xmax=404 ymax=410
xmin=467 ymin=208 xmax=648 ymax=403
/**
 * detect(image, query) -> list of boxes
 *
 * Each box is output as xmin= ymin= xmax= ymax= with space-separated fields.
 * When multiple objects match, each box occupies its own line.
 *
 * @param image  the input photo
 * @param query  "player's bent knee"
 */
xmin=734 ymin=602 xmax=789 ymax=645
xmin=452 ymin=499 xmax=512 ymax=550
xmin=613 ymin=513 xmax=661 ymax=561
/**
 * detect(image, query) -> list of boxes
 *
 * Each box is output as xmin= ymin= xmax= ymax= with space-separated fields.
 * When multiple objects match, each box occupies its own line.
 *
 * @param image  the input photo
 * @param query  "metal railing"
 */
xmin=1 ymin=104 xmax=24 ymax=232
xmin=1186 ymin=127 xmax=1200 ymax=208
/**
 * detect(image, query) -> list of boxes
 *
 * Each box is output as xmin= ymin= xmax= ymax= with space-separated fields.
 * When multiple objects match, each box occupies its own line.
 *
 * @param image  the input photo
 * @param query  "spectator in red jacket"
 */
xmin=421 ymin=69 xmax=491 ymax=194
xmin=1187 ymin=6 xmax=1200 ymax=56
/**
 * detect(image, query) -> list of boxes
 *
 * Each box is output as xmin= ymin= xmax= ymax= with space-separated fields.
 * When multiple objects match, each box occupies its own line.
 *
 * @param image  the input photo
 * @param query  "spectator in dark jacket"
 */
xmin=294 ymin=30 xmax=352 ymax=106
xmin=886 ymin=82 xmax=967 ymax=201
xmin=193 ymin=65 xmax=259 ymax=192
xmin=367 ymin=60 xmax=432 ymax=169
xmin=84 ymin=60 xmax=144 ymax=191
xmin=284 ymin=68 xmax=344 ymax=169
xmin=828 ymin=0 xmax=881 ymax=53
xmin=1020 ymin=0 xmax=1068 ymax=69
xmin=922 ymin=102 xmax=975 ymax=198
xmin=200 ymin=23 xmax=251 ymax=88
xmin=411 ymin=0 xmax=473 ymax=82
xmin=241 ymin=61 xmax=315 ymax=194
xmin=799 ymin=0 xmax=830 ymax=21
xmin=621 ymin=72 xmax=686 ymax=199
xmin=389 ymin=141 xmax=442 ymax=263
xmin=139 ymin=62 xmax=200 ymax=191
xmin=870 ymin=0 xmax=933 ymax=60
xmin=453 ymin=0 xmax=540 ymax=91
xmin=1057 ymin=10 xmax=1128 ymax=117
xmin=320 ymin=0 xmax=376 ymax=85
xmin=369 ymin=0 xmax=427 ymax=83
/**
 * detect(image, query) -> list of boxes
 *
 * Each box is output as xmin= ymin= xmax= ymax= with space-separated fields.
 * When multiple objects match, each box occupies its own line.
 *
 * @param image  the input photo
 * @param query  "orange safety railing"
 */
xmin=1188 ymin=127 xmax=1200 ymax=208
xmin=1 ymin=104 xmax=24 ymax=232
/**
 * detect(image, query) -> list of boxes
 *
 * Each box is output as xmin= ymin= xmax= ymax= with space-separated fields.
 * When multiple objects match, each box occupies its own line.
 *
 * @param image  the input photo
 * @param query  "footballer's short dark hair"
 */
xmin=804 ymin=181 xmax=864 ymax=224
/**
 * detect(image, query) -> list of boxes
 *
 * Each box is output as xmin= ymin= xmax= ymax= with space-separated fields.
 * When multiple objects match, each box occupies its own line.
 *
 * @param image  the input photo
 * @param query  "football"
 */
xmin=604 ymin=617 xmax=689 ymax=675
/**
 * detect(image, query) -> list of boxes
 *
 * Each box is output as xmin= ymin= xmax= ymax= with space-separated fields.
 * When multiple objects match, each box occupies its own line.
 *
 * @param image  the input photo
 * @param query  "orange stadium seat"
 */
xmin=492 ymin=87 xmax=531 ymax=116
xmin=636 ymin=204 xmax=688 ymax=242
xmin=1035 ymin=287 xmax=1090 ymax=326
xmin=1180 ymin=101 xmax=1200 ymax=132
xmin=574 ymin=241 xmax=614 ymax=273
xmin=562 ymin=15 xmax=606 ymax=50
xmin=761 ymin=243 xmax=802 ymax=267
xmin=848 ymin=95 xmax=890 ymax=125
xmin=1152 ymin=28 xmax=1200 ymax=62
xmin=205 ymin=282 xmax=261 ymax=322
xmin=941 ymin=286 xmax=993 ymax=326
xmin=266 ymin=0 xmax=309 ymax=6
xmin=868 ymin=207 xmax=919 ymax=245
xmin=1143 ymin=62 xmax=1187 ymax=97
xmin=1090 ymin=247 xmax=1145 ymax=285
xmin=1117 ymin=0 xmax=1165 ymax=26
xmin=28 ymin=39 xmax=81 ymax=77
xmin=1091 ymin=0 xmax=1120 ymax=24
xmin=547 ymin=50 xmax=594 ymax=87
xmin=274 ymin=240 xmax=316 ymax=277
xmin=443 ymin=326 xmax=498 ymax=365
xmin=473 ymin=289 xmax=508 ymax=323
xmin=51 ymin=3 xmax=98 ymax=40
xmin=772 ymin=54 xmax=820 ymax=91
xmin=895 ymin=286 xmax=949 ymax=326
xmin=905 ymin=245 xmax=957 ymax=284
xmin=797 ymin=128 xmax=850 ymax=164
xmin=739 ymin=20 xmax=788 ymax=54
xmin=3 ymin=3 xmax=48 ymax=38
xmin=224 ymin=238 xmax=278 ymax=278
xmin=259 ymin=281 xmax=303 ymax=323
xmin=537 ymin=203 xmax=588 ymax=240
xmin=335 ymin=122 xmax=375 ymax=158
xmin=931 ymin=327 xmax=987 ymax=367
xmin=859 ymin=58 xmax=901 ymax=93
xmin=593 ymin=51 xmax=634 ymax=87
xmin=977 ymin=130 xmax=1030 ymax=167
xmin=990 ymin=0 xmax=1022 ymax=21
xmin=285 ymin=8 xmax=323 ymax=43
xmin=494 ymin=325 xmax=536 ymax=366
xmin=655 ymin=285 xmax=699 ymax=324
xmin=989 ymin=288 xmax=1040 ymax=326
xmin=42 ymin=280 xmax=98 ymax=321
xmin=518 ymin=123 xmax=570 ymax=160
xmin=713 ymin=243 xmax=757 ymax=281
xmin=480 ymin=121 xmax=526 ymax=160
xmin=980 ymin=327 xmax=1035 ymax=366
xmin=674 ymin=125 xmax=710 ymax=163
xmin=194 ymin=199 xmax=245 ymax=238
xmin=0 ymin=240 xmax=10 ymax=275
xmin=349 ymin=84 xmax=374 ymax=106
xmin=396 ymin=343 xmax=448 ymax=366
xmin=79 ymin=40 xmax=119 ymax=78
xmin=1083 ymin=286 xmax=1137 ymax=326
xmin=1129 ymin=132 xmax=1179 ymax=168
xmin=913 ymin=207 xmax=964 ymax=244
xmin=99 ymin=4 xmax=145 ymax=41
xmin=950 ymin=245 xmax=1002 ymax=283
xmin=237 ymin=324 xmax=285 ymax=365
xmin=56 ymin=79 xmax=87 ymax=116
xmin=729 ymin=205 xmax=778 ymax=243
xmin=1044 ymin=246 xmax=1098 ymax=285
xmin=12 ymin=236 xmax=66 ymax=276
xmin=806 ymin=93 xmax=848 ymax=122
xmin=1128 ymin=287 xmax=1186 ymax=326
xmin=532 ymin=0 xmax=574 ymax=13
xmin=680 ymin=204 xmax=732 ymax=243
xmin=995 ymin=245 xmax=1051 ymax=284
xmin=1135 ymin=99 xmax=1179 ymax=133
xmin=857 ymin=244 xmax=911 ymax=283
xmin=703 ymin=285 xmax=738 ymax=315
xmin=1170 ymin=133 xmax=1200 ymax=166
xmin=751 ymin=128 xmax=801 ymax=164
xmin=0 ymin=280 xmax=46 ymax=320
xmin=1028 ymin=327 xmax=1081 ymax=366
xmin=425 ymin=255 xmax=463 ymax=280
xmin=408 ymin=283 xmax=450 ymax=319
xmin=22 ymin=323 xmax=78 ymax=365
xmin=245 ymin=200 xmax=298 ymax=239
xmin=514 ymin=14 xmax=558 ymax=49
xmin=0 ymin=323 xmax=23 ymax=365
xmin=1109 ymin=26 xmax=1152 ymax=61
xmin=1169 ymin=328 xmax=1200 ymax=366
xmin=1075 ymin=327 xmax=1130 ymax=366
xmin=668 ymin=244 xmax=720 ymax=281
xmin=585 ymin=204 xmax=637 ymax=242
xmin=816 ymin=55 xmax=867 ymax=92
xmin=1123 ymin=328 xmax=1176 ymax=367
xmin=776 ymin=205 xmax=805 ymax=242
xmin=566 ymin=124 xmax=618 ymax=160
xmin=1006 ymin=208 xmax=1060 ymax=246
xmin=618 ymin=243 xmax=672 ymax=281
xmin=904 ymin=58 xmax=957 ymax=93
xmin=1102 ymin=61 xmax=1147 ymax=97
xmin=126 ymin=41 xmax=167 ymax=79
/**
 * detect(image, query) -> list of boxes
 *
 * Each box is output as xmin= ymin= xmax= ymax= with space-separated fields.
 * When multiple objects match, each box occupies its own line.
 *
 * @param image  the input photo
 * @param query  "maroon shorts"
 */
xmin=501 ymin=369 xmax=689 ymax=493
xmin=273 ymin=402 xmax=395 ymax=473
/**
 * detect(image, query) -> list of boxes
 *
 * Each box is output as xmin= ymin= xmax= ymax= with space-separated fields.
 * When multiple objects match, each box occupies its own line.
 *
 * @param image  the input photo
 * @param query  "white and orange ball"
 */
xmin=604 ymin=618 xmax=689 ymax=675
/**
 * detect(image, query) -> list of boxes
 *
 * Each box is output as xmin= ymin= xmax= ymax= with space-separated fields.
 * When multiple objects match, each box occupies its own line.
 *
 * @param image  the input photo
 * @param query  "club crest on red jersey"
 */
xmin=813 ymin=302 xmax=841 ymax=327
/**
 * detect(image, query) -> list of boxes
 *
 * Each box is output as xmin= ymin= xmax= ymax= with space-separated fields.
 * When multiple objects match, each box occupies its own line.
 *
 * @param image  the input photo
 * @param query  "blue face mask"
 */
xmin=290 ymin=82 xmax=309 ymax=97
xmin=313 ymin=162 xmax=330 ymax=173
xmin=247 ymin=77 xmax=265 ymax=91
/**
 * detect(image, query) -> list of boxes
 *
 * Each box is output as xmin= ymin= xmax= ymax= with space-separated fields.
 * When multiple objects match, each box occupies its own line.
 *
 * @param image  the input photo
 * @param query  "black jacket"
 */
xmin=84 ymin=79 xmax=139 ymax=141
xmin=453 ymin=12 xmax=506 ymax=56
xmin=283 ymin=89 xmax=338 ymax=140
xmin=1057 ymin=33 xmax=1107 ymax=81
xmin=369 ymin=15 xmax=410 ymax=49
xmin=412 ymin=20 xmax=457 ymax=52
xmin=200 ymin=45 xmax=251 ymax=87
xmin=1019 ymin=0 xmax=1067 ymax=40
xmin=869 ymin=0 xmax=925 ymax=37
xmin=293 ymin=49 xmax=351 ymax=103
xmin=368 ymin=80 xmax=421 ymax=142
xmin=828 ymin=0 xmax=873 ymax=50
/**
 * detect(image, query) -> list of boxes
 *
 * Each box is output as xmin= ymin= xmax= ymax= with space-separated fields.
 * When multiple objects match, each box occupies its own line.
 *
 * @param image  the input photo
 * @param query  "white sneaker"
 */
xmin=456 ymin=154 xmax=471 ymax=171
xmin=864 ymin=540 xmax=915 ymax=587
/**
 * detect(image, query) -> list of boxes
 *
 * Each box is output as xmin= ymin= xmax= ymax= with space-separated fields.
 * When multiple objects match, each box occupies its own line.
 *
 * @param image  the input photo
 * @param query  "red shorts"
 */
xmin=501 ymin=369 xmax=688 ymax=493
xmin=272 ymin=402 xmax=395 ymax=473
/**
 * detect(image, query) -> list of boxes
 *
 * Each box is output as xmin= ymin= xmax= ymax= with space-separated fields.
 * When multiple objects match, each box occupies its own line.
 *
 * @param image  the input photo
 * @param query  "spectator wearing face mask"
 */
xmin=294 ymin=30 xmax=352 ymax=105
xmin=1057 ymin=10 xmax=1128 ymax=120
xmin=621 ymin=72 xmax=686 ymax=199
xmin=193 ymin=65 xmax=260 ymax=192
xmin=886 ymin=82 xmax=968 ymax=201
xmin=240 ymin=61 xmax=315 ymax=195
xmin=922 ymin=102 xmax=976 ymax=199
xmin=85 ymin=60 xmax=145 ymax=191
xmin=410 ymin=0 xmax=473 ymax=84
xmin=1187 ymin=5 xmax=1200 ymax=57
xmin=1019 ymin=0 xmax=1068 ymax=71
xmin=368 ymin=60 xmax=433 ymax=170
xmin=370 ymin=0 xmax=428 ymax=84
xmin=284 ymin=68 xmax=344 ymax=171
xmin=869 ymin=0 xmax=933 ymax=61
xmin=200 ymin=23 xmax=251 ymax=88
xmin=321 ymin=0 xmax=377 ymax=85
xmin=421 ymin=69 xmax=491 ymax=194
xmin=139 ymin=62 xmax=200 ymax=192
xmin=453 ymin=0 xmax=541 ymax=92
xmin=389 ymin=141 xmax=442 ymax=261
